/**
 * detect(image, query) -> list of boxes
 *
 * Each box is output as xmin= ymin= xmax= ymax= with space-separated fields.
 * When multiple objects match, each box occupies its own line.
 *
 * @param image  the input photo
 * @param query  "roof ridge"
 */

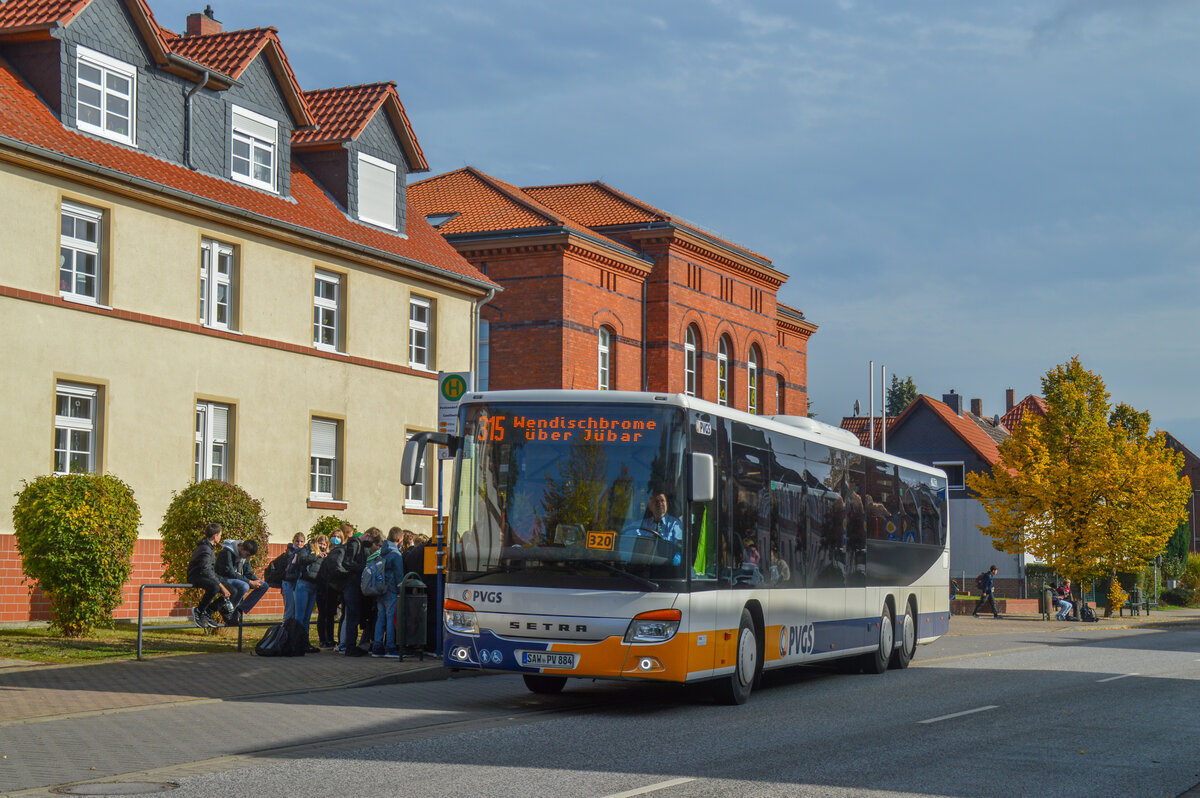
xmin=303 ymin=81 xmax=395 ymax=96
xmin=465 ymin=167 xmax=565 ymax=227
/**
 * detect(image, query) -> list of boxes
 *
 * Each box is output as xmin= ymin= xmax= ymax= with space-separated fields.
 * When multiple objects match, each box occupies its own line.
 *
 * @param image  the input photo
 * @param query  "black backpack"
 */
xmin=1080 ymin=605 xmax=1098 ymax=622
xmin=280 ymin=617 xmax=308 ymax=656
xmin=263 ymin=551 xmax=290 ymax=588
xmin=254 ymin=623 xmax=287 ymax=657
xmin=317 ymin=544 xmax=347 ymax=590
xmin=975 ymin=571 xmax=987 ymax=591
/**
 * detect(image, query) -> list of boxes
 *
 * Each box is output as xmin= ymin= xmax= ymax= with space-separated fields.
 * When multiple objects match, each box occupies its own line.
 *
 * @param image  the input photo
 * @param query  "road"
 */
xmin=6 ymin=624 xmax=1200 ymax=798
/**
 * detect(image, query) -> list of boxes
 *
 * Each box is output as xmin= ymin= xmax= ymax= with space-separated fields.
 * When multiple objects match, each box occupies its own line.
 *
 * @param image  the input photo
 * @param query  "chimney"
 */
xmin=1005 ymin=388 xmax=1015 ymax=413
xmin=942 ymin=390 xmax=962 ymax=416
xmin=970 ymin=398 xmax=983 ymax=417
xmin=186 ymin=5 xmax=221 ymax=36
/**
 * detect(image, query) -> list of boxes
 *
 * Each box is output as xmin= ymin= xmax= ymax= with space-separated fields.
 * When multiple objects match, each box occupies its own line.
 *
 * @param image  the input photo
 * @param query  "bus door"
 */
xmin=686 ymin=410 xmax=721 ymax=679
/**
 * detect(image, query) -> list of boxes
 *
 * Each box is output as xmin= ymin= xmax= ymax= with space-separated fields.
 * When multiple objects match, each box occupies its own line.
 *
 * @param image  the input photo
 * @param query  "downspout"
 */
xmin=641 ymin=274 xmax=648 ymax=391
xmin=184 ymin=69 xmax=210 ymax=170
xmin=471 ymin=287 xmax=496 ymax=391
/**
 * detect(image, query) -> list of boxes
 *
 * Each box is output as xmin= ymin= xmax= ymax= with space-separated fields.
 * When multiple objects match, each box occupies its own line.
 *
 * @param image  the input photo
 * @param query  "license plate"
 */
xmin=519 ymin=650 xmax=578 ymax=669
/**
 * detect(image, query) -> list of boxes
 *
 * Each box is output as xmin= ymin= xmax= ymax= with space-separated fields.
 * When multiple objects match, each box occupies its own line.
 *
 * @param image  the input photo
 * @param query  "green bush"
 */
xmin=11 ymin=474 xmax=140 ymax=637
xmin=159 ymin=480 xmax=268 ymax=606
xmin=310 ymin=514 xmax=352 ymax=540
xmin=1182 ymin=554 xmax=1200 ymax=591
xmin=1159 ymin=587 xmax=1197 ymax=608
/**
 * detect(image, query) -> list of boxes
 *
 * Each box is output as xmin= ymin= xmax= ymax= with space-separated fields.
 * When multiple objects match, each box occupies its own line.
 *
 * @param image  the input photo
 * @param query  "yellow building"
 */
xmin=0 ymin=0 xmax=495 ymax=621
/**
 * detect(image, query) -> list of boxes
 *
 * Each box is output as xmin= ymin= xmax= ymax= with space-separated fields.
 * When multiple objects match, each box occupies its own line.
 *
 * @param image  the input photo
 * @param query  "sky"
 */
xmin=157 ymin=0 xmax=1200 ymax=451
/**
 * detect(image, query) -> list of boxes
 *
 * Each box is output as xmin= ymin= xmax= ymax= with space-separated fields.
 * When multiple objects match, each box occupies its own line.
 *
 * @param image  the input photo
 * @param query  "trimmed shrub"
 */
xmin=11 ymin=474 xmax=140 ymax=637
xmin=1159 ymin=587 xmax=1197 ymax=608
xmin=310 ymin=514 xmax=352 ymax=540
xmin=1183 ymin=553 xmax=1200 ymax=590
xmin=159 ymin=480 xmax=269 ymax=606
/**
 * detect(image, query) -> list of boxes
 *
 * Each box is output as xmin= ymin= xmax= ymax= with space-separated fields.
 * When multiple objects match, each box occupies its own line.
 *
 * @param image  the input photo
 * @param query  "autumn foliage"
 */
xmin=967 ymin=358 xmax=1190 ymax=594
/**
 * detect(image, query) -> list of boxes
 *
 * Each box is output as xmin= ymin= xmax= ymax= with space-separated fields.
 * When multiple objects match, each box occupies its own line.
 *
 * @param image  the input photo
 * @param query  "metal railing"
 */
xmin=136 ymin=582 xmax=274 ymax=660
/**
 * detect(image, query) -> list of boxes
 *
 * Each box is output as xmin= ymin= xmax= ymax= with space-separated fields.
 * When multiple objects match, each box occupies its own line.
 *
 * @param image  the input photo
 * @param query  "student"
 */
xmin=972 ymin=565 xmax=1001 ymax=619
xmin=280 ymin=532 xmax=307 ymax=621
xmin=292 ymin=535 xmax=328 ymax=653
xmin=186 ymin=523 xmax=230 ymax=629
xmin=371 ymin=528 xmax=405 ymax=658
xmin=1054 ymin=578 xmax=1075 ymax=621
xmin=214 ymin=538 xmax=268 ymax=624
xmin=337 ymin=527 xmax=372 ymax=656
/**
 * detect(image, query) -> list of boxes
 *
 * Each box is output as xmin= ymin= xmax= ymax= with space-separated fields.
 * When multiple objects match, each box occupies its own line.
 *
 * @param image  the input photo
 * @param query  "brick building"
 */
xmin=0 ymin=0 xmax=493 ymax=622
xmin=409 ymin=168 xmax=816 ymax=415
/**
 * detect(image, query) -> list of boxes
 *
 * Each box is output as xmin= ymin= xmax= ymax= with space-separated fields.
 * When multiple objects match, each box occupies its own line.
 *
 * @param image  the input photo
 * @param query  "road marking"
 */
xmin=601 ymin=777 xmax=696 ymax=798
xmin=1097 ymin=673 xmax=1137 ymax=683
xmin=918 ymin=705 xmax=999 ymax=724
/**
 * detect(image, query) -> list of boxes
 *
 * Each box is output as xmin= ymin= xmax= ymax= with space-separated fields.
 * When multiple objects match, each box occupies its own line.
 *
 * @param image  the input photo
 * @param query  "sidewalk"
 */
xmin=2 ymin=606 xmax=1198 ymax=727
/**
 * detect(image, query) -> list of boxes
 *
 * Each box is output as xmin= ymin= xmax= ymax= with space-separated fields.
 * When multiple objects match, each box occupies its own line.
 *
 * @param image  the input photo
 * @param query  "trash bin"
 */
xmin=396 ymin=572 xmax=427 ymax=660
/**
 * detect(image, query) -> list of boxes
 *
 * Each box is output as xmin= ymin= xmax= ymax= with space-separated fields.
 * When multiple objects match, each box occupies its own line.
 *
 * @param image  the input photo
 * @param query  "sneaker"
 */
xmin=201 ymin=612 xmax=220 ymax=629
xmin=384 ymin=650 xmax=401 ymax=659
xmin=190 ymin=607 xmax=203 ymax=628
xmin=306 ymin=645 xmax=320 ymax=654
xmin=370 ymin=649 xmax=385 ymax=658
xmin=345 ymin=647 xmax=367 ymax=657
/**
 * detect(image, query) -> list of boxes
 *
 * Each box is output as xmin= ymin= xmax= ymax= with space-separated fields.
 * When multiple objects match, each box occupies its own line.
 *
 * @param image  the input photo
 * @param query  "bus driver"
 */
xmin=645 ymin=492 xmax=683 ymax=545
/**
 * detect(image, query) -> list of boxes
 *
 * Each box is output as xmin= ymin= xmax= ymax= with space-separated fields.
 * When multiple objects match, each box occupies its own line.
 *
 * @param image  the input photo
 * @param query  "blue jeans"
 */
xmin=293 ymin=580 xmax=318 ymax=636
xmin=1056 ymin=600 xmax=1073 ymax=620
xmin=373 ymin=592 xmax=398 ymax=654
xmin=282 ymin=580 xmax=297 ymax=620
xmin=227 ymin=579 xmax=269 ymax=615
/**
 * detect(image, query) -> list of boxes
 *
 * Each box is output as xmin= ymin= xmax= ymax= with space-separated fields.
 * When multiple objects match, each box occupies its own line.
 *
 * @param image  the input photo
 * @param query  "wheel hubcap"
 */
xmin=738 ymin=628 xmax=757 ymax=684
xmin=903 ymin=610 xmax=916 ymax=654
xmin=880 ymin=613 xmax=893 ymax=655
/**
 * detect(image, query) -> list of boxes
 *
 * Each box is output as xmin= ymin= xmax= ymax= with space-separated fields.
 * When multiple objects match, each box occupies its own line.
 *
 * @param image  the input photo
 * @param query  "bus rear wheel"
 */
xmin=860 ymin=604 xmax=893 ymax=674
xmin=889 ymin=601 xmax=917 ymax=670
xmin=523 ymin=674 xmax=567 ymax=694
xmin=714 ymin=608 xmax=758 ymax=705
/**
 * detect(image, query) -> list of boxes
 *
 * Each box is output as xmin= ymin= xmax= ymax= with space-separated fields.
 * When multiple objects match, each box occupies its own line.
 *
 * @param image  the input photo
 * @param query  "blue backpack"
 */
xmin=360 ymin=556 xmax=387 ymax=596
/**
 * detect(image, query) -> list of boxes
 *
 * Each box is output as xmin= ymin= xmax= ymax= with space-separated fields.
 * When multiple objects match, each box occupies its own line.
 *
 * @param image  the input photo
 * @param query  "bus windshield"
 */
xmin=449 ymin=402 xmax=689 ymax=591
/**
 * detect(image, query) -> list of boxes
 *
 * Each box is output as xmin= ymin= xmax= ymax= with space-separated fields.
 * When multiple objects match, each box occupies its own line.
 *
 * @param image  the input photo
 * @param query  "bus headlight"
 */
xmin=444 ymin=598 xmax=479 ymax=635
xmin=623 ymin=608 xmax=681 ymax=643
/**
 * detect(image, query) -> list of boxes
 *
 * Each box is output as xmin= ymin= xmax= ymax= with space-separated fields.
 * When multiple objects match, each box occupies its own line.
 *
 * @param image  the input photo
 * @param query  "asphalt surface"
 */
xmin=0 ymin=607 xmax=1197 ymax=796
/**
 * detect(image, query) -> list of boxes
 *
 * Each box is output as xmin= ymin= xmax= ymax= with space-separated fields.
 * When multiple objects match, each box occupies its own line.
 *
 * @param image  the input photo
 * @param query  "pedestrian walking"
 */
xmin=973 ymin=565 xmax=1001 ymax=619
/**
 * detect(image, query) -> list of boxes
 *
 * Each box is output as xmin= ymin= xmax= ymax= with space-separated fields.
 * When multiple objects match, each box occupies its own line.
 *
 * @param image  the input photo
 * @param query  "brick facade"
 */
xmin=411 ymin=171 xmax=816 ymax=410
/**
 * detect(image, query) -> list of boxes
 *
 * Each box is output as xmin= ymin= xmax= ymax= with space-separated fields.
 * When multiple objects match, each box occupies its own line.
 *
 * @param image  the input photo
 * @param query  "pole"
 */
xmin=880 ymin=364 xmax=887 ymax=453
xmin=436 ymin=465 xmax=444 ymax=656
xmin=868 ymin=361 xmax=875 ymax=450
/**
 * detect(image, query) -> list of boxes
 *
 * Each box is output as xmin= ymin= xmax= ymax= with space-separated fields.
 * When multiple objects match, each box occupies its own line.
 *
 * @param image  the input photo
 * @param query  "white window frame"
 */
xmin=717 ymin=337 xmax=730 ymax=406
xmin=313 ymin=270 xmax=341 ymax=352
xmin=405 ymin=431 xmax=433 ymax=508
xmin=195 ymin=401 xmax=231 ymax=482
xmin=231 ymin=105 xmax=278 ymax=192
xmin=60 ymin=202 xmax=103 ymax=305
xmin=684 ymin=326 xmax=697 ymax=397
xmin=747 ymin=346 xmax=760 ymax=415
xmin=54 ymin=382 xmax=98 ymax=475
xmin=357 ymin=152 xmax=398 ymax=230
xmin=409 ymin=296 xmax=432 ymax=370
xmin=199 ymin=239 xmax=235 ymax=330
xmin=75 ymin=46 xmax=136 ymax=146
xmin=934 ymin=461 xmax=966 ymax=490
xmin=598 ymin=327 xmax=611 ymax=391
xmin=310 ymin=418 xmax=339 ymax=500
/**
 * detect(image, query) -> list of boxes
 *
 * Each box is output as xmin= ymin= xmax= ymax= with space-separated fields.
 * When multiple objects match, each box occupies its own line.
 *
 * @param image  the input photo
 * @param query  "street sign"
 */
xmin=437 ymin=371 xmax=470 ymax=459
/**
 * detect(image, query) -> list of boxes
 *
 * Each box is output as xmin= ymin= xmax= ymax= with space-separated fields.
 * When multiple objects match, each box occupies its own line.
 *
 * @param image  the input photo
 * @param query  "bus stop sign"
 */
xmin=438 ymin=372 xmax=470 ymax=459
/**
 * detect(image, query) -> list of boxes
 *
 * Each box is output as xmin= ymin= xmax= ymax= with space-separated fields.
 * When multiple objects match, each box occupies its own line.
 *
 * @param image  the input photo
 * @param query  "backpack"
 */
xmin=975 ymin=571 xmax=987 ymax=591
xmin=280 ymin=617 xmax=309 ymax=656
xmin=254 ymin=623 xmax=287 ymax=657
xmin=263 ymin=551 xmax=290 ymax=588
xmin=1080 ymin=605 xmax=1098 ymax=623
xmin=361 ymin=556 xmax=387 ymax=596
xmin=317 ymin=545 xmax=347 ymax=589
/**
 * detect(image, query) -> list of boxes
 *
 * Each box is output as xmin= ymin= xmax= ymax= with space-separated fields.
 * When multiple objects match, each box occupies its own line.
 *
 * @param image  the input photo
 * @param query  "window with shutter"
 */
xmin=310 ymin=418 xmax=339 ymax=499
xmin=357 ymin=152 xmax=397 ymax=230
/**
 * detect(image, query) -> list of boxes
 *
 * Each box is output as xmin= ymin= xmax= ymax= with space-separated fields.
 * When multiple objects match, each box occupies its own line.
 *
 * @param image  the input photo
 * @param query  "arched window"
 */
xmin=717 ymin=335 xmax=730 ymax=406
xmin=747 ymin=345 xmax=761 ymax=414
xmin=598 ymin=327 xmax=611 ymax=390
xmin=684 ymin=325 xmax=699 ymax=397
xmin=776 ymin=374 xmax=785 ymax=415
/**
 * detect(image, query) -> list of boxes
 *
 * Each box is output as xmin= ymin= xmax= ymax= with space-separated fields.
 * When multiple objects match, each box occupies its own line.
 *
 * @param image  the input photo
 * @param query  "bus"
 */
xmin=403 ymin=390 xmax=950 ymax=704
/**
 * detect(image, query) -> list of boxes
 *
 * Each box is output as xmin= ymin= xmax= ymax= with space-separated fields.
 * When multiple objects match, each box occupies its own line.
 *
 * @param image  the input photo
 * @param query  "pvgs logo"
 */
xmin=778 ymin=623 xmax=815 ymax=658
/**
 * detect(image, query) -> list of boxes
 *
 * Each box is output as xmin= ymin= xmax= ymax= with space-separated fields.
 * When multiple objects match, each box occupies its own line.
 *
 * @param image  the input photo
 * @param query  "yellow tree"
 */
xmin=967 ymin=358 xmax=1190 ymax=607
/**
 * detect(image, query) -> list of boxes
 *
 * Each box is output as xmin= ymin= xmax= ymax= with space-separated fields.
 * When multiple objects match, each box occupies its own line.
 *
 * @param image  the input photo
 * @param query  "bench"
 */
xmin=136 ymin=582 xmax=275 ymax=660
xmin=1119 ymin=587 xmax=1152 ymax=617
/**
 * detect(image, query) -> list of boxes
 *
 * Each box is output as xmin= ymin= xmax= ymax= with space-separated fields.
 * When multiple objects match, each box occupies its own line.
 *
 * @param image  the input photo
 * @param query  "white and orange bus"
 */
xmin=403 ymin=390 xmax=950 ymax=703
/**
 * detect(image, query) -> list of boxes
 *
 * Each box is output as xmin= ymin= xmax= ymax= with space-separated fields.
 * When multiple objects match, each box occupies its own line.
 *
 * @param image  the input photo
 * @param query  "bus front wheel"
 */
xmin=714 ymin=608 xmax=758 ymax=705
xmin=861 ymin=604 xmax=893 ymax=674
xmin=889 ymin=601 xmax=917 ymax=670
xmin=523 ymin=674 xmax=567 ymax=694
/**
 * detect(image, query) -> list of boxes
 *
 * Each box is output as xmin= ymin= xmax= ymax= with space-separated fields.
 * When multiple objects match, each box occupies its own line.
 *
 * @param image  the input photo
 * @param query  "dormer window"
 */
xmin=424 ymin=212 xmax=459 ymax=229
xmin=75 ymin=46 xmax=136 ymax=146
xmin=231 ymin=106 xmax=277 ymax=192
xmin=357 ymin=152 xmax=397 ymax=230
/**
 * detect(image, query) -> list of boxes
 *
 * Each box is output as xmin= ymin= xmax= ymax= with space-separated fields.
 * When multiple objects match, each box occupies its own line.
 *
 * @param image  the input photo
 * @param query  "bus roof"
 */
xmin=456 ymin=389 xmax=948 ymax=481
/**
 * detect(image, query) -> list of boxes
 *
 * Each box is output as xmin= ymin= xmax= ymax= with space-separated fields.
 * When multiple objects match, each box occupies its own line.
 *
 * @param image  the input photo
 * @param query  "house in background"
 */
xmin=0 ymin=0 xmax=495 ymax=621
xmin=1163 ymin=434 xmax=1200 ymax=554
xmin=842 ymin=389 xmax=1045 ymax=596
xmin=409 ymin=167 xmax=816 ymax=415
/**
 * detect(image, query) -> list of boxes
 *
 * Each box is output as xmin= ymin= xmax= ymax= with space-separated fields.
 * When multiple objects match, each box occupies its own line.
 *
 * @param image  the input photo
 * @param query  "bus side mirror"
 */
xmin=401 ymin=431 xmax=459 ymax=486
xmin=691 ymin=452 xmax=714 ymax=502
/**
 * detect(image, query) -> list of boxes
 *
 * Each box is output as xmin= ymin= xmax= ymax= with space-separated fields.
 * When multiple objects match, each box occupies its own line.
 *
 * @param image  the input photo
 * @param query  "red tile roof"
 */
xmin=523 ymin=180 xmax=771 ymax=264
xmin=0 ymin=55 xmax=493 ymax=289
xmin=839 ymin=416 xmax=891 ymax=448
xmin=1001 ymin=395 xmax=1047 ymax=431
xmin=294 ymin=82 xmax=428 ymax=172
xmin=908 ymin=395 xmax=1003 ymax=465
xmin=408 ymin=167 xmax=642 ymax=260
xmin=0 ymin=0 xmax=88 ymax=31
